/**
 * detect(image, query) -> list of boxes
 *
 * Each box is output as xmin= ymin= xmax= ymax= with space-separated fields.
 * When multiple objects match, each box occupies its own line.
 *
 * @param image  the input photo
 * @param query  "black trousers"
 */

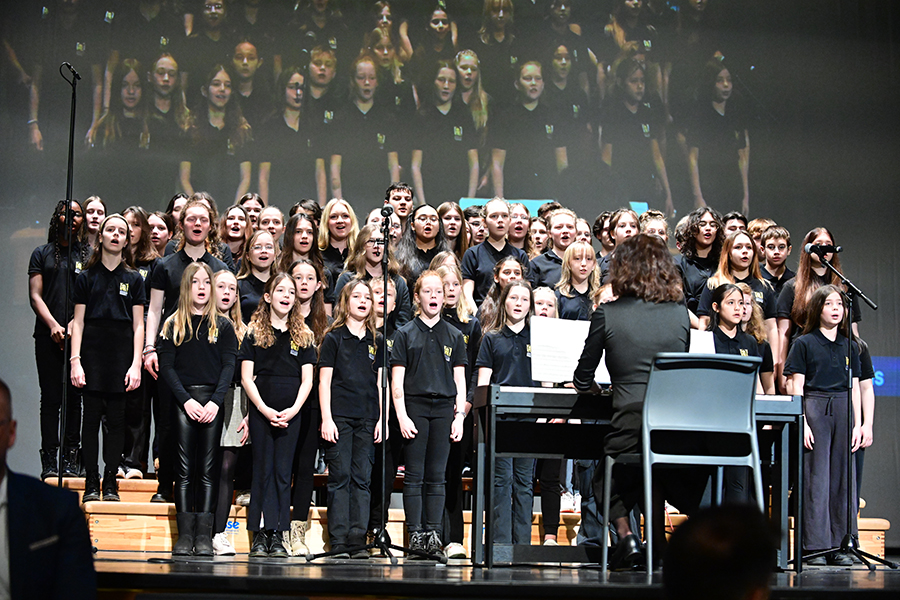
xmin=803 ymin=391 xmax=857 ymax=551
xmin=402 ymin=397 xmax=453 ymax=533
xmin=368 ymin=411 xmax=403 ymax=531
xmin=248 ymin=405 xmax=301 ymax=533
xmin=325 ymin=417 xmax=376 ymax=546
xmin=122 ymin=376 xmax=154 ymax=471
xmin=291 ymin=407 xmax=321 ymax=522
xmin=443 ymin=412 xmax=474 ymax=544
xmin=537 ymin=458 xmax=562 ymax=537
xmin=153 ymin=377 xmax=176 ymax=490
xmin=82 ymin=392 xmax=126 ymax=476
xmin=34 ymin=335 xmax=81 ymax=451
xmin=174 ymin=385 xmax=223 ymax=514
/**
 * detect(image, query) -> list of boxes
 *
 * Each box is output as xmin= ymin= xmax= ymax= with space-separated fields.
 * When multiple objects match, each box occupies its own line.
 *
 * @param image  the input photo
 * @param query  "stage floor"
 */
xmin=95 ymin=551 xmax=900 ymax=600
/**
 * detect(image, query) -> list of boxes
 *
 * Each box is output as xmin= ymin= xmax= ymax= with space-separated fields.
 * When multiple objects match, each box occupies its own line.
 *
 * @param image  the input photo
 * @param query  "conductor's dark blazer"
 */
xmin=7 ymin=471 xmax=96 ymax=599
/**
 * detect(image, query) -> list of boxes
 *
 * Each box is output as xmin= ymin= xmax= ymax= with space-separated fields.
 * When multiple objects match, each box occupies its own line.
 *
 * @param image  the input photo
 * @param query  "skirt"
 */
xmin=82 ymin=320 xmax=134 ymax=393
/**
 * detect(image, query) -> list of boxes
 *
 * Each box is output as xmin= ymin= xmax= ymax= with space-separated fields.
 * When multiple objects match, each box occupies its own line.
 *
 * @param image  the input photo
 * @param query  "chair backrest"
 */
xmin=642 ymin=353 xmax=762 ymax=438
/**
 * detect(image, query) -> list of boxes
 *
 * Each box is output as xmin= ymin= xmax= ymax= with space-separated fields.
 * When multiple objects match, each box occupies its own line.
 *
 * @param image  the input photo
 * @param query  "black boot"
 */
xmin=82 ymin=471 xmax=101 ymax=503
xmin=151 ymin=481 xmax=174 ymax=503
xmin=249 ymin=530 xmax=269 ymax=558
xmin=40 ymin=449 xmax=59 ymax=480
xmin=268 ymin=530 xmax=288 ymax=558
xmin=61 ymin=447 xmax=80 ymax=477
xmin=102 ymin=473 xmax=120 ymax=501
xmin=193 ymin=513 xmax=215 ymax=556
xmin=173 ymin=512 xmax=196 ymax=556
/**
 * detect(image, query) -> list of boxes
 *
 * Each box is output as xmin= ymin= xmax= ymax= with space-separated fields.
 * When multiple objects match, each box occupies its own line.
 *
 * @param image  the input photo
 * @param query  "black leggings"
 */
xmin=174 ymin=385 xmax=224 ymax=514
xmin=35 ymin=335 xmax=81 ymax=451
xmin=153 ymin=377 xmax=176 ymax=490
xmin=215 ymin=447 xmax=240 ymax=533
xmin=368 ymin=411 xmax=403 ymax=531
xmin=291 ymin=407 xmax=321 ymax=522
xmin=402 ymin=397 xmax=453 ymax=533
xmin=443 ymin=412 xmax=474 ymax=543
xmin=537 ymin=458 xmax=562 ymax=537
xmin=82 ymin=392 xmax=126 ymax=476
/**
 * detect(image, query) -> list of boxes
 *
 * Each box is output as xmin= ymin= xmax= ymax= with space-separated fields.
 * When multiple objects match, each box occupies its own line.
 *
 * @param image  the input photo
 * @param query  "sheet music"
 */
xmin=530 ymin=316 xmax=610 ymax=384
xmin=689 ymin=329 xmax=715 ymax=354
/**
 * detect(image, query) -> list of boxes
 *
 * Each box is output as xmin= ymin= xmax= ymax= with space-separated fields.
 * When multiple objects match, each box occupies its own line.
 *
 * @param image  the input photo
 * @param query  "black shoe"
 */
xmin=407 ymin=531 xmax=428 ymax=560
xmin=424 ymin=531 xmax=444 ymax=558
xmin=40 ymin=449 xmax=59 ymax=480
xmin=249 ymin=531 xmax=270 ymax=558
xmin=151 ymin=482 xmax=174 ymax=503
xmin=173 ymin=512 xmax=196 ymax=556
xmin=102 ymin=473 xmax=120 ymax=501
xmin=268 ymin=531 xmax=288 ymax=558
xmin=193 ymin=513 xmax=214 ymax=556
xmin=350 ymin=546 xmax=370 ymax=560
xmin=330 ymin=544 xmax=350 ymax=559
xmin=61 ymin=448 xmax=80 ymax=477
xmin=82 ymin=472 xmax=101 ymax=503
xmin=805 ymin=554 xmax=828 ymax=566
xmin=609 ymin=534 xmax=643 ymax=571
xmin=827 ymin=551 xmax=854 ymax=566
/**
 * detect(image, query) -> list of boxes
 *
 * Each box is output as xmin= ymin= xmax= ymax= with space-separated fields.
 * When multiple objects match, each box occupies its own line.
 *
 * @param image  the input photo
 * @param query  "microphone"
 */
xmin=62 ymin=62 xmax=82 ymax=80
xmin=804 ymin=243 xmax=842 ymax=255
xmin=380 ymin=204 xmax=394 ymax=218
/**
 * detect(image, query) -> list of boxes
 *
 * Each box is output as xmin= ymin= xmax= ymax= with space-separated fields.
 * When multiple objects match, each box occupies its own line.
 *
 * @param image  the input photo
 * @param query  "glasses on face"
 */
xmin=204 ymin=3 xmax=225 ymax=13
xmin=365 ymin=238 xmax=384 ymax=247
xmin=252 ymin=244 xmax=275 ymax=252
xmin=416 ymin=216 xmax=439 ymax=224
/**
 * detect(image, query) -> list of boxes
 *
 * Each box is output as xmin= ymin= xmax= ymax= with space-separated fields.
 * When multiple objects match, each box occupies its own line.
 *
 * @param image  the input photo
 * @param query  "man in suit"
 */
xmin=0 ymin=377 xmax=96 ymax=599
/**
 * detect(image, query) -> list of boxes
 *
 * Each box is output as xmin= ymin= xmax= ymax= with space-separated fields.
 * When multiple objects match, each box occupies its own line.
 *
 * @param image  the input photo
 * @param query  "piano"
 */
xmin=471 ymin=386 xmax=802 ymax=570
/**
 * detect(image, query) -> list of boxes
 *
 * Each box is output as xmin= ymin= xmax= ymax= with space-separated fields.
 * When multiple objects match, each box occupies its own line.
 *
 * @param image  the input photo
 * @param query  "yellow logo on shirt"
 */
xmin=443 ymin=346 xmax=453 ymax=362
xmin=119 ymin=283 xmax=129 ymax=296
xmin=454 ymin=126 xmax=463 ymax=141
xmin=739 ymin=349 xmax=749 ymax=357
xmin=526 ymin=344 xmax=532 ymax=358
xmin=368 ymin=344 xmax=376 ymax=361
xmin=290 ymin=341 xmax=300 ymax=356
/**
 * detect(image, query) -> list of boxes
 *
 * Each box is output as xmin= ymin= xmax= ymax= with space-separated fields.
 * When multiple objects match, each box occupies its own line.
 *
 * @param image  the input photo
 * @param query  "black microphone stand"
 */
xmin=305 ymin=204 xmax=445 ymax=563
xmin=57 ymin=62 xmax=81 ymax=489
xmin=797 ymin=251 xmax=895 ymax=571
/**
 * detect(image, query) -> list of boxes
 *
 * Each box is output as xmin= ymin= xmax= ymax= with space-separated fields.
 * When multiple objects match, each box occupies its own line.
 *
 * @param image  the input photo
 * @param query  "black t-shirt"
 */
xmin=556 ymin=288 xmax=593 ymax=321
xmin=461 ymin=241 xmax=530 ymax=306
xmin=475 ymin=324 xmax=536 ymax=387
xmin=239 ymin=326 xmax=317 ymax=379
xmin=391 ymin=317 xmax=467 ymax=398
xmin=109 ymin=4 xmax=184 ymax=68
xmin=73 ymin=262 xmax=145 ymax=322
xmin=600 ymin=99 xmax=666 ymax=203
xmin=28 ymin=241 xmax=91 ymax=337
xmin=712 ymin=327 xmax=761 ymax=359
xmin=490 ymin=100 xmax=567 ymax=200
xmin=157 ymin=314 xmax=238 ymax=407
xmin=675 ymin=253 xmax=718 ymax=314
xmin=333 ymin=271 xmax=412 ymax=329
xmin=135 ymin=258 xmax=158 ymax=308
xmin=784 ymin=329 xmax=861 ymax=393
xmin=328 ymin=98 xmax=398 ymax=202
xmin=321 ymin=244 xmax=348 ymax=292
xmin=149 ymin=249 xmax=229 ymax=322
xmin=413 ymin=102 xmax=478 ymax=202
xmin=761 ymin=265 xmax=796 ymax=299
xmin=529 ymin=249 xmax=564 ymax=290
xmin=304 ymin=86 xmax=341 ymax=161
xmin=318 ymin=325 xmax=384 ymax=420
xmin=697 ymin=275 xmax=776 ymax=319
xmin=184 ymin=117 xmax=249 ymax=206
xmin=238 ymin=275 xmax=266 ymax=324
xmin=683 ymin=101 xmax=748 ymax=208
xmin=252 ymin=113 xmax=317 ymax=204
xmin=443 ymin=308 xmax=484 ymax=396
xmin=236 ymin=87 xmax=274 ymax=131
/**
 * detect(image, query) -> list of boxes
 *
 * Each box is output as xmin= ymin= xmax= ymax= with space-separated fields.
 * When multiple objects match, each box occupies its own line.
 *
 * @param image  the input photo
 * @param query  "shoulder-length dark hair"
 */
xmin=394 ymin=204 xmax=451 ymax=281
xmin=680 ymin=206 xmax=724 ymax=261
xmin=706 ymin=282 xmax=741 ymax=332
xmin=289 ymin=259 xmax=329 ymax=346
xmin=280 ymin=212 xmax=326 ymax=274
xmin=609 ymin=234 xmax=683 ymax=303
xmin=190 ymin=63 xmax=251 ymax=149
xmin=801 ymin=284 xmax=850 ymax=337
xmin=47 ymin=200 xmax=88 ymax=268
xmin=437 ymin=201 xmax=470 ymax=260
xmin=123 ymin=205 xmax=160 ymax=264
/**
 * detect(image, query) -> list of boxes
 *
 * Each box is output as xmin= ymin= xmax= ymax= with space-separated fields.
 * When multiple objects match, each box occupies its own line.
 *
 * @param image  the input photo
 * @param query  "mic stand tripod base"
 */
xmin=796 ymin=535 xmax=898 ymax=572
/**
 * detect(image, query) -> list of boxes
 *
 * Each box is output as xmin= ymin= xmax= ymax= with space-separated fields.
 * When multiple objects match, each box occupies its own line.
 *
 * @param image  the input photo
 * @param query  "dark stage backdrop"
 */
xmin=1 ymin=1 xmax=898 ymax=546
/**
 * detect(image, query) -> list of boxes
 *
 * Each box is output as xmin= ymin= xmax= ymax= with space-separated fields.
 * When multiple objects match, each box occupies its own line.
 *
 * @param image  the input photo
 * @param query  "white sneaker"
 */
xmin=116 ymin=465 xmax=126 ymax=479
xmin=560 ymin=492 xmax=576 ymax=513
xmin=235 ymin=491 xmax=251 ymax=506
xmin=542 ymin=538 xmax=559 ymax=546
xmin=212 ymin=532 xmax=236 ymax=556
xmin=444 ymin=542 xmax=467 ymax=559
xmin=574 ymin=492 xmax=582 ymax=514
xmin=124 ymin=467 xmax=143 ymax=479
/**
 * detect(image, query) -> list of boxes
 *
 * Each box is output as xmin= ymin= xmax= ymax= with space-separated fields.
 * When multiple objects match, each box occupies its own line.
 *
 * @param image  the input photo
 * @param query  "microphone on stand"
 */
xmin=380 ymin=204 xmax=394 ymax=218
xmin=804 ymin=243 xmax=842 ymax=256
xmin=62 ymin=62 xmax=82 ymax=80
